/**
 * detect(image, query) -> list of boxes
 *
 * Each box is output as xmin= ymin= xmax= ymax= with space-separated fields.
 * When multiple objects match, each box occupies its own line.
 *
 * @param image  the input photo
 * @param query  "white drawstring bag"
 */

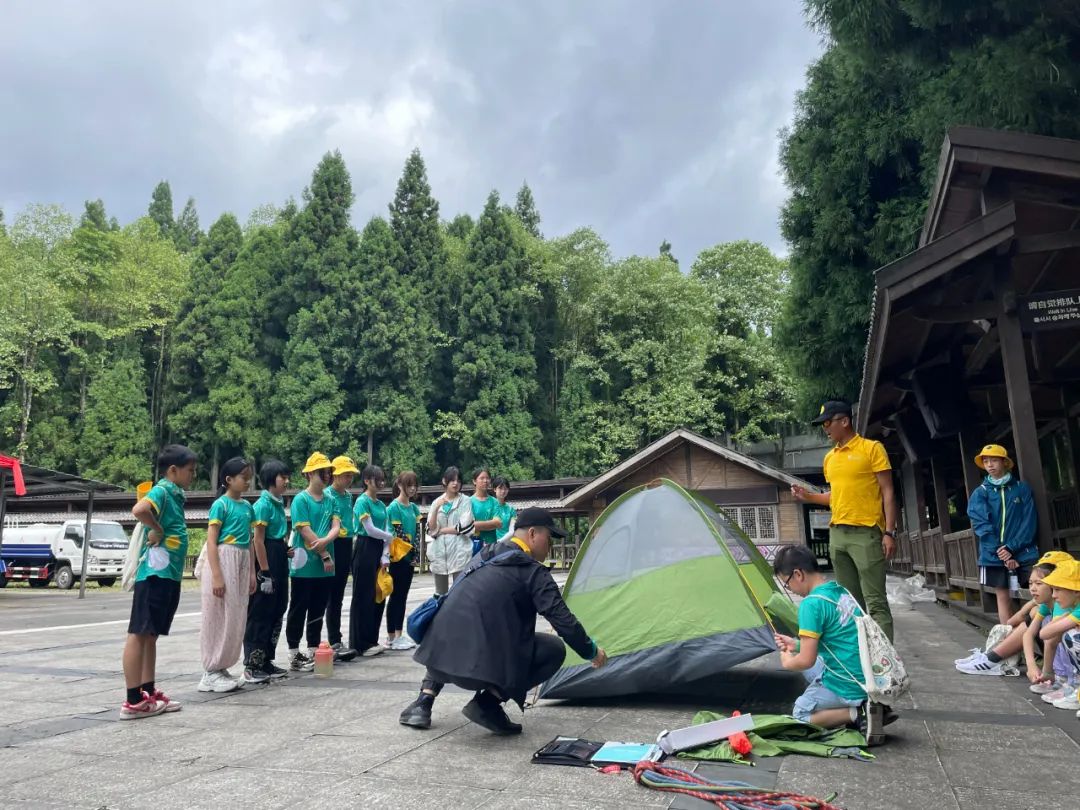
xmin=121 ymin=525 xmax=146 ymax=591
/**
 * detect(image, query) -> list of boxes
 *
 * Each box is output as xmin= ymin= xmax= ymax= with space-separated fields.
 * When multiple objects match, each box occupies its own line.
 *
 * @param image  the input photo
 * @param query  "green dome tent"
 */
xmin=540 ymin=478 xmax=798 ymax=700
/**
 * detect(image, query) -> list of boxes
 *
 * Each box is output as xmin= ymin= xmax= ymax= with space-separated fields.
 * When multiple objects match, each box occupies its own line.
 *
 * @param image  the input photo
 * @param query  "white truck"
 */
xmin=0 ymin=520 xmax=128 ymax=589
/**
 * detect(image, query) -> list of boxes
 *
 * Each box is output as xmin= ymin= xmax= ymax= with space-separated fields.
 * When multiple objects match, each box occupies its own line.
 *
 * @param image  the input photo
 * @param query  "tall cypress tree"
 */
xmin=79 ymin=355 xmax=153 ymax=486
xmin=514 ymin=182 xmax=541 ymax=237
xmin=174 ymin=197 xmax=202 ymax=252
xmin=167 ymin=213 xmax=244 ymax=483
xmin=148 ymin=181 xmax=174 ymax=237
xmin=450 ymin=191 xmax=541 ymax=478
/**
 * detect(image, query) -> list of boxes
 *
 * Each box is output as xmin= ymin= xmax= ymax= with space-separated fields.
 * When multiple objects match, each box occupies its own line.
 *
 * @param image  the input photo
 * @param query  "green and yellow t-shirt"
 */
xmin=354 ymin=492 xmax=388 ymax=537
xmin=823 ymin=434 xmax=892 ymax=530
xmin=495 ymin=501 xmax=516 ymax=539
xmin=387 ymin=500 xmax=421 ymax=563
xmin=471 ymin=494 xmax=499 ymax=545
xmin=329 ymin=486 xmax=356 ymax=538
xmin=798 ymin=581 xmax=866 ymax=701
xmin=252 ymin=490 xmax=288 ymax=540
xmin=1038 ymin=601 xmax=1080 ymax=624
xmin=207 ymin=495 xmax=255 ymax=548
xmin=289 ymin=490 xmax=339 ymax=578
xmin=136 ymin=479 xmax=189 ymax=583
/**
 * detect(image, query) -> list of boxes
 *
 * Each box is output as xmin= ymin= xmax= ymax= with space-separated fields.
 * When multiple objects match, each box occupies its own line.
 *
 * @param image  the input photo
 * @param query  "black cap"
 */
xmin=810 ymin=400 xmax=853 ymax=425
xmin=515 ymin=506 xmax=566 ymax=538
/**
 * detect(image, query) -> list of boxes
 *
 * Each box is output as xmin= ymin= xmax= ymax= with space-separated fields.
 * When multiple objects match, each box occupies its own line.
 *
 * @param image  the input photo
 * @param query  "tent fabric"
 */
xmin=540 ymin=478 xmax=797 ymax=699
xmin=676 ymin=711 xmax=872 ymax=763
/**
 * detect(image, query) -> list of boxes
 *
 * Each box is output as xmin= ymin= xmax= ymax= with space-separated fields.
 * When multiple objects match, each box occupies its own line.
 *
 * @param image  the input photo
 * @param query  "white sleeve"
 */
xmin=361 ymin=516 xmax=393 ymax=542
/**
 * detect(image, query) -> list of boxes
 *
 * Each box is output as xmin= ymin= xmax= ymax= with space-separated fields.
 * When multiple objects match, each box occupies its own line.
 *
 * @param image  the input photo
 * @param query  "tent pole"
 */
xmin=78 ymin=490 xmax=94 ymax=599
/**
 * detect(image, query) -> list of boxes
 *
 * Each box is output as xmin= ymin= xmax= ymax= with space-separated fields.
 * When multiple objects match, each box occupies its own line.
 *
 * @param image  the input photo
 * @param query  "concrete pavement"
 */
xmin=2 ymin=577 xmax=1080 ymax=809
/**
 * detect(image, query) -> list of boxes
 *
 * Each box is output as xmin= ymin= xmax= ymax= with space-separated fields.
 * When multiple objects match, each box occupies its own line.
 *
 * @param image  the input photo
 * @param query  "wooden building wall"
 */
xmin=585 ymin=443 xmax=807 ymax=545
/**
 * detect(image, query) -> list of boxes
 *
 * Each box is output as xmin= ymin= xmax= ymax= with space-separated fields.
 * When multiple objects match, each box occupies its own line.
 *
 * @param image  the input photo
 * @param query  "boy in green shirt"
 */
xmin=123 ymin=444 xmax=198 ymax=719
xmin=771 ymin=545 xmax=886 ymax=745
xmin=326 ymin=455 xmax=360 ymax=662
xmin=284 ymin=452 xmax=341 ymax=671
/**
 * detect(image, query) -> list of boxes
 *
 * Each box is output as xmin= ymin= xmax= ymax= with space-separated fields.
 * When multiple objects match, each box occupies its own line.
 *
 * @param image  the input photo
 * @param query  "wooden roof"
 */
xmin=559 ymin=428 xmax=819 ymax=508
xmin=859 ymin=127 xmax=1080 ymax=440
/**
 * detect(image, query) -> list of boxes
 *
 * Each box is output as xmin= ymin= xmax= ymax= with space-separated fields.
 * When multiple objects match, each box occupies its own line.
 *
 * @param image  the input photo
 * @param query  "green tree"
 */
xmin=446 ymin=213 xmax=474 ymax=239
xmin=445 ymin=191 xmax=541 ymax=478
xmin=148 ymin=181 xmax=174 ymax=237
xmin=659 ymin=239 xmax=678 ymax=267
xmin=514 ymin=182 xmax=541 ymax=237
xmin=174 ymin=197 xmax=202 ymax=252
xmin=779 ymin=0 xmax=1080 ymax=409
xmin=79 ymin=356 xmax=153 ymax=486
xmin=80 ymin=200 xmax=109 ymax=232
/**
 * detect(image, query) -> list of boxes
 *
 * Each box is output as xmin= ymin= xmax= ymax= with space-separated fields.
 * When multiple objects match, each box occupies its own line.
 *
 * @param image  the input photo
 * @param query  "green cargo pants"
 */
xmin=829 ymin=524 xmax=894 ymax=642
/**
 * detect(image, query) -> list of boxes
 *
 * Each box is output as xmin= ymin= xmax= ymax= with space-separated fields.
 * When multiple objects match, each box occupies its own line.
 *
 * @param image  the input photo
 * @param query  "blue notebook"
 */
xmin=590 ymin=741 xmax=663 ymax=766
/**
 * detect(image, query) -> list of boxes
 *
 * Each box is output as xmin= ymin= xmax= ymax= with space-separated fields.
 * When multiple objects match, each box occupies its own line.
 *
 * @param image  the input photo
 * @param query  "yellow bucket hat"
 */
xmin=136 ymin=481 xmax=153 ymax=499
xmin=302 ymin=452 xmax=333 ymax=474
xmin=1037 ymin=550 xmax=1075 ymax=568
xmin=331 ymin=455 xmax=360 ymax=476
xmin=974 ymin=444 xmax=1014 ymax=470
xmin=1042 ymin=558 xmax=1080 ymax=592
xmin=375 ymin=568 xmax=394 ymax=604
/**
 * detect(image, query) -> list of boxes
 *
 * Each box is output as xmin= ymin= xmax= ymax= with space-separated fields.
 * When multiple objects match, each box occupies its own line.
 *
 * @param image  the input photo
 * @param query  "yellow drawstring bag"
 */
xmin=389 ymin=537 xmax=413 ymax=563
xmin=375 ymin=568 xmax=394 ymax=604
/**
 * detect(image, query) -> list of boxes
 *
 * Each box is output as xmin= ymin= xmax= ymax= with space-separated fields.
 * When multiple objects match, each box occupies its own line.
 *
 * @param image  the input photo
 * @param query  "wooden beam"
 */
xmin=1013 ymin=230 xmax=1080 ymax=255
xmin=931 ymin=455 xmax=953 ymax=534
xmin=965 ymin=326 xmax=1000 ymax=376
xmin=958 ymin=428 xmax=985 ymax=495
xmin=910 ymin=301 xmax=998 ymax=323
xmin=994 ymin=258 xmax=1054 ymax=553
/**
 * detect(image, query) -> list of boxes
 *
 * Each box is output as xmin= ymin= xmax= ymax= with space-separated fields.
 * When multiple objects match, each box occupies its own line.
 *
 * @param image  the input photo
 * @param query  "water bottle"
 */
xmin=314 ymin=641 xmax=334 ymax=678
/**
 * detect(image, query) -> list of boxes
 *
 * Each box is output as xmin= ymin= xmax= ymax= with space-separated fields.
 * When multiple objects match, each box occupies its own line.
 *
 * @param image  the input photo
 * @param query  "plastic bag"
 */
xmin=887 ymin=574 xmax=936 ymax=609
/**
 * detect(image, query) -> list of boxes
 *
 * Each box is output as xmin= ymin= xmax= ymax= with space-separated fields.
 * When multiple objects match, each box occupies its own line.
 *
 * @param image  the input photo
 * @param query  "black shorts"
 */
xmin=127 ymin=576 xmax=182 ymax=636
xmin=980 ymin=565 xmax=1031 ymax=590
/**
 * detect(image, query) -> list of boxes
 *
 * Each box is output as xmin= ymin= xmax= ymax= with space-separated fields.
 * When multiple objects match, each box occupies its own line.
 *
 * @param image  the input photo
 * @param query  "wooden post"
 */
xmin=931 ymin=456 xmax=952 ymax=535
xmin=78 ymin=490 xmax=95 ymax=599
xmin=958 ymin=428 xmax=984 ymax=497
xmin=994 ymin=259 xmax=1054 ymax=553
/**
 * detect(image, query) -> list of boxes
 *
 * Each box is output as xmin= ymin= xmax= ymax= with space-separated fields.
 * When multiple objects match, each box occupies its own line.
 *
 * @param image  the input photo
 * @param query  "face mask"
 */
xmin=989 ymin=472 xmax=1012 ymax=486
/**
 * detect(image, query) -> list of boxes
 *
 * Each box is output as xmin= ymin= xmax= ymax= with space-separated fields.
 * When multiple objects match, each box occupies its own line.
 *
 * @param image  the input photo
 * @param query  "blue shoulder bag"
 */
xmin=407 ymin=550 xmax=518 ymax=644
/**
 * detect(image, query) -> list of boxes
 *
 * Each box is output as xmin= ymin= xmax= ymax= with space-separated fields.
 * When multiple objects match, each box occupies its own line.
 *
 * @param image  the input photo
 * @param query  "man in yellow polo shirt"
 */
xmin=792 ymin=400 xmax=897 ymax=640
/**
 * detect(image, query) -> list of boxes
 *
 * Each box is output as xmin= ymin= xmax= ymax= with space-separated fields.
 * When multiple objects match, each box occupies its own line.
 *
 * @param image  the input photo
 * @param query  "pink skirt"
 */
xmin=200 ymin=544 xmax=252 ymax=672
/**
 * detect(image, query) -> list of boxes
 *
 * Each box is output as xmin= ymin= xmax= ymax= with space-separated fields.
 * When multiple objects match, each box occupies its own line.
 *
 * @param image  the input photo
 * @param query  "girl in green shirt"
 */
xmin=199 ymin=457 xmax=256 ymax=694
xmin=349 ymin=465 xmax=394 ymax=657
xmin=470 ymin=468 xmax=503 ymax=549
xmin=492 ymin=476 xmax=516 ymax=544
xmin=385 ymin=470 xmax=421 ymax=650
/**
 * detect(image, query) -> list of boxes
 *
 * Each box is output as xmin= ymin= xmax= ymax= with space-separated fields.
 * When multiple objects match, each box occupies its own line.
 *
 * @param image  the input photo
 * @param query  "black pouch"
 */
xmin=532 ymin=737 xmax=604 ymax=767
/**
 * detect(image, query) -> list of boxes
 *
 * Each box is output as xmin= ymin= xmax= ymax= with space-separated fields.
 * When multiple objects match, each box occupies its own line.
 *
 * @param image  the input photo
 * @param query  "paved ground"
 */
xmin=2 ymin=576 xmax=1079 ymax=809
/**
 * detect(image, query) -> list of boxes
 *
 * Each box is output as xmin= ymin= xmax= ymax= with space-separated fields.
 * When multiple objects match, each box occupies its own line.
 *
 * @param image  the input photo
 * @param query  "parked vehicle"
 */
xmin=0 ymin=520 xmax=128 ymax=589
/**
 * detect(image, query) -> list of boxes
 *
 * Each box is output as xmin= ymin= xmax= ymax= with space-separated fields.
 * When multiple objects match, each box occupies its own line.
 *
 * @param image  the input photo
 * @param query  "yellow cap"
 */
xmin=1037 ymin=550 xmax=1074 ymax=568
xmin=375 ymin=568 xmax=394 ymax=603
xmin=136 ymin=481 xmax=153 ymax=499
xmin=1042 ymin=558 xmax=1080 ymax=592
xmin=302 ymin=452 xmax=333 ymax=474
xmin=974 ymin=444 xmax=1014 ymax=470
xmin=331 ymin=455 xmax=360 ymax=476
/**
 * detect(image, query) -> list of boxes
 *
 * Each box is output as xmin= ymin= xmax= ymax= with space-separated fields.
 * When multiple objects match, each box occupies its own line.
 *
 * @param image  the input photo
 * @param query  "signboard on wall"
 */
xmin=809 ymin=510 xmax=832 ymax=531
xmin=1018 ymin=289 xmax=1080 ymax=332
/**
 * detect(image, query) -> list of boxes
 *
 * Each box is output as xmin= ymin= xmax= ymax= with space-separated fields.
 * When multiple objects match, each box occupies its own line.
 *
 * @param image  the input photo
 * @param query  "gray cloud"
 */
xmin=0 ymin=1 xmax=821 ymax=260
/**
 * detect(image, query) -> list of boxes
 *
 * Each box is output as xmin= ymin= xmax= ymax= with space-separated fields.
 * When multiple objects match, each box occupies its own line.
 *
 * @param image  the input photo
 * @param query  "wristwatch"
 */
xmin=883 ymin=530 xmax=896 ymax=538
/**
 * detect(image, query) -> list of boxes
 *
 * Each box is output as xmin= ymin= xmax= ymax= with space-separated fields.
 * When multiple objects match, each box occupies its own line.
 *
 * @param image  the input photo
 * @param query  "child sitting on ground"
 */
xmin=1038 ymin=558 xmax=1080 ymax=713
xmin=954 ymin=552 xmax=1071 ymax=679
xmin=771 ymin=545 xmax=887 ymax=745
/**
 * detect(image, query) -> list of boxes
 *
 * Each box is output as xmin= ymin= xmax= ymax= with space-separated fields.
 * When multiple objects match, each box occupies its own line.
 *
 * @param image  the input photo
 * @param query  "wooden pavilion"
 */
xmin=859 ymin=126 xmax=1080 ymax=610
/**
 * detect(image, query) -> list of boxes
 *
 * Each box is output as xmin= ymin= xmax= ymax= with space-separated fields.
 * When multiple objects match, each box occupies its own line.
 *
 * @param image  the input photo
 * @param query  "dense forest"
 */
xmin=778 ymin=0 xmax=1080 ymax=410
xmin=0 ymin=151 xmax=792 ymax=487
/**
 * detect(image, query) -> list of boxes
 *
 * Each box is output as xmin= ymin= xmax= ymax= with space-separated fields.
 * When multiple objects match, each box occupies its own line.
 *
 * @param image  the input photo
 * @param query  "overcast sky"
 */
xmin=0 ymin=2 xmax=822 ymax=262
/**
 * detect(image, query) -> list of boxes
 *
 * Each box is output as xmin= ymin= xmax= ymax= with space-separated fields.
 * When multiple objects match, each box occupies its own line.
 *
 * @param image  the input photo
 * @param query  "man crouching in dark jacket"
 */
xmin=400 ymin=507 xmax=607 ymax=734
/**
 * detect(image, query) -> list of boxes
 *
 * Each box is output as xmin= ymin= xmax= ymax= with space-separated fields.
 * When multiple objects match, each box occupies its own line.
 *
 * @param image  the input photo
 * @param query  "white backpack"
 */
xmin=121 ymin=524 xmax=146 ymax=592
xmin=811 ymin=588 xmax=911 ymax=705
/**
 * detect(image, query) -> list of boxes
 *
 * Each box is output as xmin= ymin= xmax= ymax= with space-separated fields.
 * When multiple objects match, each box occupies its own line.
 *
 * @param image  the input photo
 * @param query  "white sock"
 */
xmin=288 ymin=648 xmax=299 ymax=656
xmin=849 ymin=707 xmax=858 ymax=722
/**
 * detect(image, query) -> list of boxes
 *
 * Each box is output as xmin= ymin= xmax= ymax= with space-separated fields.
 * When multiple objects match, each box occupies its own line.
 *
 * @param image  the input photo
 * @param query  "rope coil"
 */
xmin=632 ymin=761 xmax=843 ymax=810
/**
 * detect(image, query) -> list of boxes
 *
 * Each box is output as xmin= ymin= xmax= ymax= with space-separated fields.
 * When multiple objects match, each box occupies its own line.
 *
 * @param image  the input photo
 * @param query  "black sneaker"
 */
xmin=290 ymin=651 xmax=314 ymax=672
xmin=242 ymin=668 xmax=271 ymax=685
xmin=331 ymin=643 xmax=358 ymax=662
xmin=462 ymin=690 xmax=522 ymax=735
xmin=883 ymin=706 xmax=899 ymax=727
xmin=266 ymin=663 xmax=289 ymax=680
xmin=399 ymin=693 xmax=434 ymax=729
xmin=856 ymin=701 xmax=885 ymax=746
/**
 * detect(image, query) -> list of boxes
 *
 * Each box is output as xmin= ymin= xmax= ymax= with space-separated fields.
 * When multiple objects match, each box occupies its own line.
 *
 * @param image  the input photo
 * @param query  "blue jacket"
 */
xmin=966 ymin=476 xmax=1038 ymax=568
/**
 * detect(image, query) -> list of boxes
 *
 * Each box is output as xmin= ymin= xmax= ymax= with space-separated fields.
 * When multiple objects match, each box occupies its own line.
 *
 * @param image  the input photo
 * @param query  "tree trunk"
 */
xmin=367 ymin=430 xmax=374 ymax=466
xmin=210 ymin=445 xmax=219 ymax=491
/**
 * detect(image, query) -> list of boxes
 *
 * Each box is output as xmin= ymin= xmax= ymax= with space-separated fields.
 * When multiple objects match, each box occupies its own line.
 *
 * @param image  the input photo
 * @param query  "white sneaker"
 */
xmin=390 ymin=636 xmax=416 ymax=651
xmin=1041 ymin=686 xmax=1072 ymax=704
xmin=955 ymin=652 xmax=1003 ymax=676
xmin=360 ymin=645 xmax=384 ymax=657
xmin=954 ymin=648 xmax=982 ymax=665
xmin=1051 ymin=690 xmax=1080 ymax=711
xmin=1030 ymin=677 xmax=1065 ymax=695
xmin=198 ymin=670 xmax=240 ymax=693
